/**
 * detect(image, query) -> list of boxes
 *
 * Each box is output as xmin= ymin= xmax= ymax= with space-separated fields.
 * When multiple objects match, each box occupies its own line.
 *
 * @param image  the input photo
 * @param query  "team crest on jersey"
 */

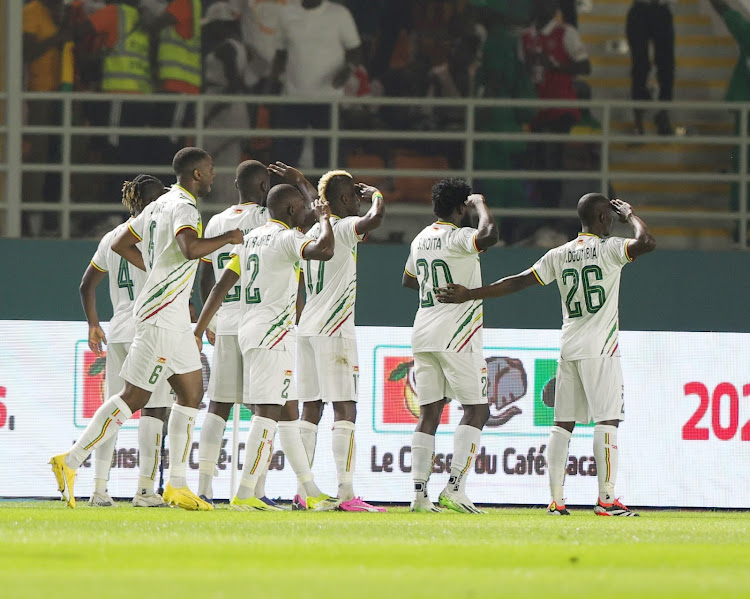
xmin=284 ymin=370 xmax=293 ymax=377
xmin=157 ymin=357 xmax=167 ymax=364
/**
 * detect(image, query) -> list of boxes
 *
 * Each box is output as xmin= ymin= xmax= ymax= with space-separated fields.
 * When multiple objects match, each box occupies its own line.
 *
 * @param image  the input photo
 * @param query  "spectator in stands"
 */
xmin=22 ymin=0 xmax=68 ymax=235
xmin=626 ymin=0 xmax=675 ymax=135
xmin=269 ymin=0 xmax=362 ymax=168
xmin=519 ymin=0 xmax=590 ymax=210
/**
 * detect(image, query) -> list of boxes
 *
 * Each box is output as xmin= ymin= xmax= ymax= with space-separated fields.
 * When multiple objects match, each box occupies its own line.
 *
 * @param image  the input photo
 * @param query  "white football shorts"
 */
xmin=297 ymin=336 xmax=359 ymax=403
xmin=413 ymin=351 xmax=489 ymax=407
xmin=207 ymin=334 xmax=244 ymax=403
xmin=120 ymin=323 xmax=202 ymax=393
xmin=243 ymin=344 xmax=295 ymax=406
xmin=554 ymin=356 xmax=625 ymax=424
xmin=107 ymin=342 xmax=173 ymax=408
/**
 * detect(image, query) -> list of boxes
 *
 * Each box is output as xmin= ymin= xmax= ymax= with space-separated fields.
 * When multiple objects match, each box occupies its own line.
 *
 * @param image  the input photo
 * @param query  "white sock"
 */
xmin=594 ymin=424 xmax=619 ymax=503
xmin=548 ymin=426 xmax=572 ymax=505
xmin=299 ymin=420 xmax=318 ymax=467
xmin=411 ymin=431 xmax=435 ymax=499
xmin=446 ymin=424 xmax=481 ymax=495
xmin=137 ymin=416 xmax=163 ymax=496
xmin=236 ymin=416 xmax=276 ymax=500
xmin=278 ymin=421 xmax=321 ymax=498
xmin=197 ymin=413 xmax=226 ymax=500
xmin=93 ymin=434 xmax=116 ymax=494
xmin=66 ymin=395 xmax=132 ymax=469
xmin=332 ymin=420 xmax=356 ymax=501
xmin=167 ymin=404 xmax=197 ymax=489
xmin=255 ymin=429 xmax=275 ymax=499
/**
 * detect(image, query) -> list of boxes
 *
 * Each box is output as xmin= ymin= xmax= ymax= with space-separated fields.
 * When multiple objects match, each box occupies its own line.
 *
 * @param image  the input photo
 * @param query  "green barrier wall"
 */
xmin=1 ymin=239 xmax=748 ymax=332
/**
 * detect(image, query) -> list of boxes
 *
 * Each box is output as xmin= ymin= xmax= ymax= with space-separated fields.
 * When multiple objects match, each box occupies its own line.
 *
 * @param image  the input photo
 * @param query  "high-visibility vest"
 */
xmin=157 ymin=0 xmax=201 ymax=89
xmin=101 ymin=4 xmax=152 ymax=94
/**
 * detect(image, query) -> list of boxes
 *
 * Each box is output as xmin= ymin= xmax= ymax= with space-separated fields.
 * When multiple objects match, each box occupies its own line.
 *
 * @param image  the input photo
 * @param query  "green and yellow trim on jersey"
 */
xmin=531 ymin=268 xmax=546 ymax=286
xmin=435 ymin=221 xmax=458 ymax=229
xmin=269 ymin=219 xmax=290 ymax=229
xmin=128 ymin=224 xmax=142 ymax=242
xmin=319 ymin=281 xmax=357 ymax=336
xmin=578 ymin=232 xmax=600 ymax=238
xmin=300 ymin=238 xmax=313 ymax=258
xmin=472 ymin=232 xmax=483 ymax=253
xmin=136 ymin=260 xmax=196 ymax=322
xmin=175 ymin=224 xmax=199 ymax=237
xmin=624 ymin=240 xmax=635 ymax=262
xmin=446 ymin=302 xmax=483 ymax=352
xmin=200 ymin=256 xmax=212 ymax=263
xmin=90 ymin=260 xmax=107 ymax=273
xmin=175 ymin=184 xmax=197 ymax=206
xmin=404 ymin=268 xmax=416 ymax=278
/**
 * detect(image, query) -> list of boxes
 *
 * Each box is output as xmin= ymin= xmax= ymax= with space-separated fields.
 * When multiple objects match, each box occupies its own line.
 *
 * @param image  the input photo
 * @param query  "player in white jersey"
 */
xmin=290 ymin=168 xmax=386 ymax=512
xmin=195 ymin=184 xmax=341 ymax=511
xmin=195 ymin=160 xmax=271 ymax=506
xmin=436 ymin=194 xmax=656 ymax=516
xmin=80 ymin=174 xmax=173 ymax=507
xmin=402 ymin=179 xmax=499 ymax=514
xmin=50 ymin=147 xmax=243 ymax=510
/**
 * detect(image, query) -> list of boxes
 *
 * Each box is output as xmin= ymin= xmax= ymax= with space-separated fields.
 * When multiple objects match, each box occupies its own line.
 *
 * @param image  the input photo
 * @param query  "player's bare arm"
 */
xmin=295 ymin=271 xmax=306 ymax=324
xmin=268 ymin=162 xmax=318 ymax=205
xmin=436 ymin=270 xmax=540 ymax=303
xmin=111 ymin=226 xmax=146 ymax=271
xmin=301 ymin=199 xmax=335 ymax=261
xmin=466 ymin=194 xmax=499 ymax=251
xmin=402 ymin=270 xmax=420 ymax=291
xmin=194 ymin=267 xmax=240 ymax=347
xmin=198 ymin=260 xmax=217 ymax=344
xmin=175 ymin=227 xmax=243 ymax=261
xmin=79 ymin=265 xmax=108 ymax=356
xmin=354 ymin=183 xmax=386 ymax=235
xmin=611 ymin=199 xmax=656 ymax=259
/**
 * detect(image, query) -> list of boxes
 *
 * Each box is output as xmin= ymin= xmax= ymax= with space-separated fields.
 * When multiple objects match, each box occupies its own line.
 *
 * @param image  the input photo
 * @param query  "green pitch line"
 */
xmin=1 ymin=502 xmax=749 ymax=599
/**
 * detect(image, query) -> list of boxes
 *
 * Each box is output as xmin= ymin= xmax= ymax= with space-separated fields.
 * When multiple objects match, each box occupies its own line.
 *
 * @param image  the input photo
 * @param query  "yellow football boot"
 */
xmin=49 ymin=454 xmax=76 ymax=509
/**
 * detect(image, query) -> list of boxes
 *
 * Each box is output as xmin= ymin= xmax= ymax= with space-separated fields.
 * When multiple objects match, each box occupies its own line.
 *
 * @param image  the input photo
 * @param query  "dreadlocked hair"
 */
xmin=121 ymin=174 xmax=164 ymax=215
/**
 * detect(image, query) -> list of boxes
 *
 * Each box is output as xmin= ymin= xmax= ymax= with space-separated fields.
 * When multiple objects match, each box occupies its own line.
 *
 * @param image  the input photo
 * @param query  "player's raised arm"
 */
xmin=112 ymin=225 xmax=146 ymax=271
xmin=353 ymin=183 xmax=385 ymax=235
xmin=194 ymin=258 xmax=240 ymax=345
xmin=176 ymin=227 xmax=244 ymax=261
xmin=466 ymin=194 xmax=499 ymax=251
xmin=436 ymin=270 xmax=540 ymax=303
xmin=301 ymin=199 xmax=335 ymax=261
xmin=79 ymin=264 xmax=108 ymax=356
xmin=611 ymin=199 xmax=656 ymax=259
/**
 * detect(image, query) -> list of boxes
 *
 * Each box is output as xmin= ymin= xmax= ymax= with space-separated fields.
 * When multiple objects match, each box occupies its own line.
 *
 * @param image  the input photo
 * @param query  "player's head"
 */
xmin=431 ymin=178 xmax=472 ymax=221
xmin=266 ymin=184 xmax=306 ymax=228
xmin=235 ymin=160 xmax=269 ymax=205
xmin=318 ymin=170 xmax=358 ymax=217
xmin=121 ymin=174 xmax=166 ymax=216
xmin=533 ymin=0 xmax=558 ymax=25
xmin=172 ymin=147 xmax=214 ymax=197
xmin=577 ymin=193 xmax=614 ymax=235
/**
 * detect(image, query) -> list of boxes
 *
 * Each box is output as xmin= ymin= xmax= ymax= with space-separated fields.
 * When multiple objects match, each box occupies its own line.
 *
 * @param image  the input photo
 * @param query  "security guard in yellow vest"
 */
xmin=154 ymin=0 xmax=202 ymax=94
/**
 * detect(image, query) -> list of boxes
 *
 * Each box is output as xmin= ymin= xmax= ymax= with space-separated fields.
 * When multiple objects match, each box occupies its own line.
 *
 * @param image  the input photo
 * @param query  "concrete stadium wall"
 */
xmin=1 ymin=239 xmax=748 ymax=332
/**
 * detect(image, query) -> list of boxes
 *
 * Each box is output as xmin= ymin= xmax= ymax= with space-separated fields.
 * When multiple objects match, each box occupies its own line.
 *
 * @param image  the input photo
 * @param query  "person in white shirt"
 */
xmin=79 ymin=174 xmax=172 ymax=508
xmin=402 ymin=179 xmax=499 ymax=514
xmin=195 ymin=184 xmax=341 ymax=511
xmin=269 ymin=0 xmax=362 ymax=168
xmin=436 ymin=194 xmax=656 ymax=517
xmin=195 ymin=160 xmax=270 ymax=506
xmin=50 ymin=147 xmax=243 ymax=511
xmin=293 ymin=168 xmax=386 ymax=512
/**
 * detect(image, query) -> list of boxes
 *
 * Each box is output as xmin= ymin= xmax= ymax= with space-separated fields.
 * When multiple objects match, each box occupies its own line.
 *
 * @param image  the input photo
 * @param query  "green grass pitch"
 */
xmin=1 ymin=502 xmax=749 ymax=599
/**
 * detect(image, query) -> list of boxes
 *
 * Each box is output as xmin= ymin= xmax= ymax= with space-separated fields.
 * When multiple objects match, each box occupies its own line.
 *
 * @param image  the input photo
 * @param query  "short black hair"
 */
xmin=235 ymin=160 xmax=267 ymax=193
xmin=172 ymin=147 xmax=210 ymax=178
xmin=431 ymin=178 xmax=472 ymax=219
xmin=266 ymin=183 xmax=302 ymax=217
xmin=577 ymin=193 xmax=610 ymax=226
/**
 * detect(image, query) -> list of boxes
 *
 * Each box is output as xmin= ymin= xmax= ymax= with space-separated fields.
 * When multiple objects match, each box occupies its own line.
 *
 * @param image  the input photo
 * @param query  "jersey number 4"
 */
xmin=562 ymin=265 xmax=606 ymax=318
xmin=416 ymin=258 xmax=453 ymax=308
xmin=117 ymin=258 xmax=135 ymax=301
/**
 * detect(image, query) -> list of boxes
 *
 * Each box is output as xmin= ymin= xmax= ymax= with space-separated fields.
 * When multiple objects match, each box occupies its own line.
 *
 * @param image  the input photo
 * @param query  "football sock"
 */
xmin=278 ymin=421 xmax=321 ymax=498
xmin=197 ymin=412 xmax=226 ymax=500
xmin=254 ymin=467 xmax=268 ymax=499
xmin=446 ymin=424 xmax=481 ymax=495
xmin=548 ymin=426 xmax=572 ymax=505
xmin=167 ymin=404 xmax=197 ymax=489
xmin=411 ymin=431 xmax=435 ymax=498
xmin=236 ymin=416 xmax=276 ymax=500
xmin=66 ymin=395 xmax=132 ymax=469
xmin=93 ymin=434 xmax=116 ymax=494
xmin=137 ymin=416 xmax=163 ymax=496
xmin=594 ymin=424 xmax=619 ymax=503
xmin=332 ymin=420 xmax=356 ymax=501
xmin=299 ymin=420 xmax=318 ymax=467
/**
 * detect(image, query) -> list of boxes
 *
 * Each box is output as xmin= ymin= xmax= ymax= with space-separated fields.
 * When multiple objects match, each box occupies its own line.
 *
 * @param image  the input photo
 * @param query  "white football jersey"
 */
xmin=128 ymin=184 xmax=203 ymax=332
xmin=201 ymin=203 xmax=269 ymax=335
xmin=531 ymin=233 xmax=634 ymax=360
xmin=405 ymin=221 xmax=483 ymax=353
xmin=90 ymin=220 xmax=146 ymax=344
xmin=230 ymin=219 xmax=313 ymax=352
xmin=297 ymin=215 xmax=364 ymax=339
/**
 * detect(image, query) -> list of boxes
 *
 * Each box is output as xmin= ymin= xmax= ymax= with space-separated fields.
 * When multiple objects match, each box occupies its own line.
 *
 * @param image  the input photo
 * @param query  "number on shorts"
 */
xmin=245 ymin=254 xmax=261 ymax=304
xmin=481 ymin=375 xmax=488 ymax=398
xmin=353 ymin=372 xmax=359 ymax=396
xmin=217 ymin=252 xmax=241 ymax=303
xmin=117 ymin=257 xmax=135 ymax=300
xmin=147 ymin=221 xmax=157 ymax=268
xmin=149 ymin=364 xmax=163 ymax=384
xmin=281 ymin=378 xmax=290 ymax=399
xmin=305 ymin=260 xmax=325 ymax=295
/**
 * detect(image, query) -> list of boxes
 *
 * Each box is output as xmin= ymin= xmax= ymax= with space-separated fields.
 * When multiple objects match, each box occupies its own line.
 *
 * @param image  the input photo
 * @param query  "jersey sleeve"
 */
xmin=563 ymin=25 xmax=588 ymax=62
xmin=128 ymin=210 xmax=147 ymax=242
xmin=173 ymin=203 xmax=201 ymax=238
xmin=90 ymin=232 xmax=111 ymax=272
xmin=449 ymin=227 xmax=481 ymax=255
xmin=225 ymin=253 xmax=242 ymax=276
xmin=530 ymin=248 xmax=556 ymax=286
xmin=283 ymin=229 xmax=314 ymax=262
xmin=337 ymin=216 xmax=365 ymax=246
xmin=602 ymin=237 xmax=633 ymax=267
xmin=338 ymin=6 xmax=361 ymax=51
xmin=404 ymin=250 xmax=416 ymax=278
